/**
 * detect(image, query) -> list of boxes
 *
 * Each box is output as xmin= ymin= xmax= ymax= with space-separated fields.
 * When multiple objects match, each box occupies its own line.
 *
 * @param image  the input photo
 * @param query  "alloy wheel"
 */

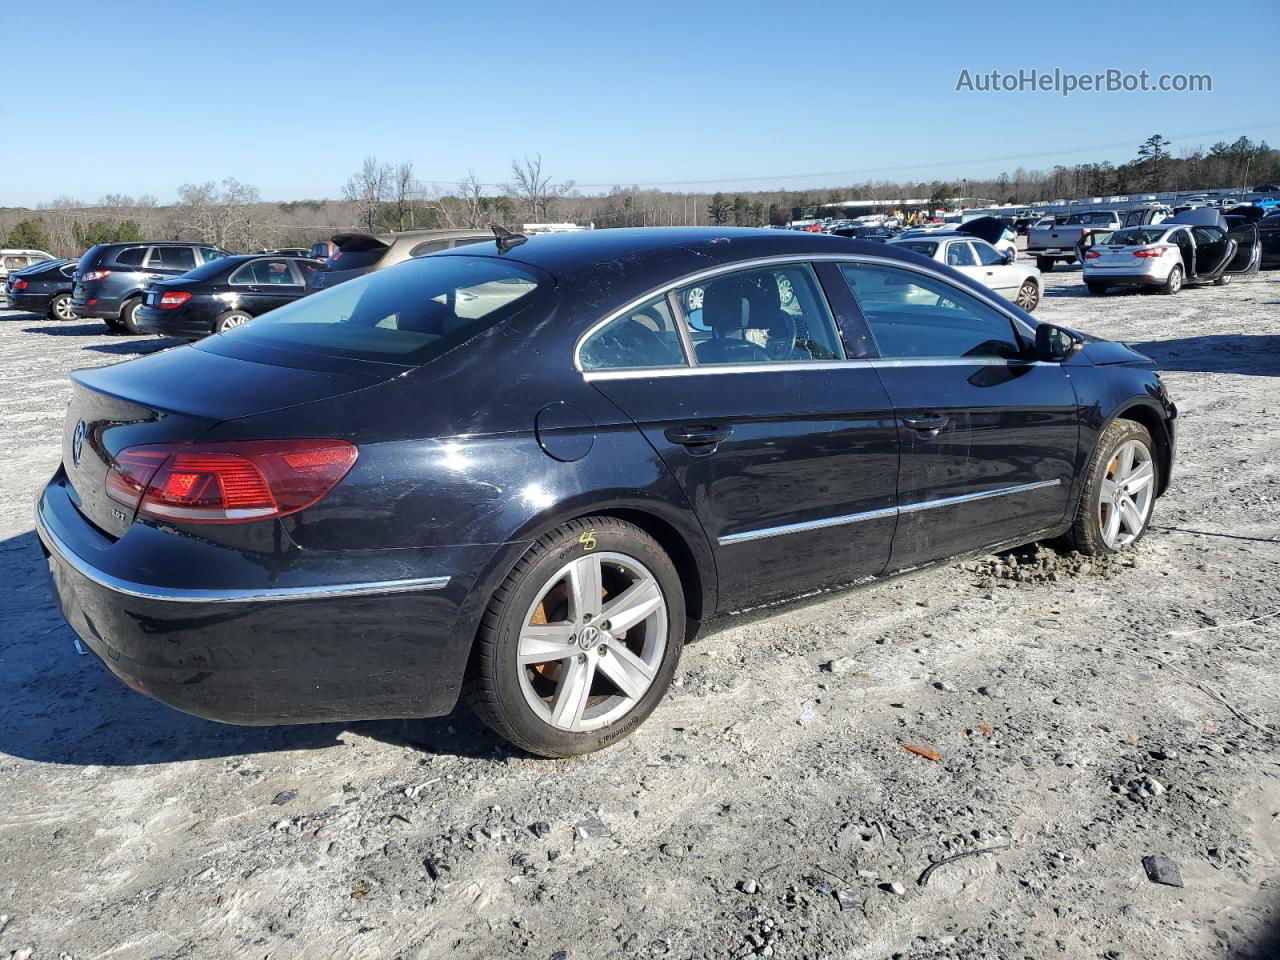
xmin=1015 ymin=281 xmax=1039 ymax=311
xmin=219 ymin=313 xmax=250 ymax=331
xmin=53 ymin=296 xmax=76 ymax=321
xmin=516 ymin=552 xmax=668 ymax=733
xmin=1098 ymin=439 xmax=1155 ymax=549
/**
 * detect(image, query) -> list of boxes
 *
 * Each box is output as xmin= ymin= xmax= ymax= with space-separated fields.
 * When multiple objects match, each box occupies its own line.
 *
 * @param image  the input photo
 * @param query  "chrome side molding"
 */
xmin=718 ymin=479 xmax=1061 ymax=546
xmin=34 ymin=509 xmax=450 ymax=604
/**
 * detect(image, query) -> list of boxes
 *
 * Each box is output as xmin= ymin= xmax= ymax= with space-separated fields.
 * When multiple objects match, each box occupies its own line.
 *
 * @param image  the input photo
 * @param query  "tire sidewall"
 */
xmin=1081 ymin=420 xmax=1158 ymax=555
xmin=49 ymin=293 xmax=75 ymax=321
xmin=215 ymin=311 xmax=252 ymax=334
xmin=120 ymin=297 xmax=143 ymax=334
xmin=488 ymin=522 xmax=685 ymax=757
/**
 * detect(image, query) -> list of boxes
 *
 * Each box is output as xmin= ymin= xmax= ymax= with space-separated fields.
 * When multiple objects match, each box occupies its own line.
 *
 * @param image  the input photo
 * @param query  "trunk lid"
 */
xmin=62 ymin=345 xmax=385 ymax=538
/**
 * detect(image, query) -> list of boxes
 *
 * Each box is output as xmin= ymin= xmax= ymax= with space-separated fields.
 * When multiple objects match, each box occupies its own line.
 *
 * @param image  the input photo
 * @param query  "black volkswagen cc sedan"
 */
xmin=37 ymin=228 xmax=1177 ymax=757
xmin=5 ymin=257 xmax=78 ymax=320
xmin=135 ymin=254 xmax=322 ymax=338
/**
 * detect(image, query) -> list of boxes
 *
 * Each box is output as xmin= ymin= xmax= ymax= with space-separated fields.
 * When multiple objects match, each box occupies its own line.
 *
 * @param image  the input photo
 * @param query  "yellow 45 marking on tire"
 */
xmin=579 ymin=529 xmax=597 ymax=552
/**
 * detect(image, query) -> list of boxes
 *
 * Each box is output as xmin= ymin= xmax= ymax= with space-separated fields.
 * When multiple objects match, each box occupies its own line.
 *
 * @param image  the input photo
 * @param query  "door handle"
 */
xmin=902 ymin=414 xmax=950 ymax=433
xmin=665 ymin=424 xmax=733 ymax=446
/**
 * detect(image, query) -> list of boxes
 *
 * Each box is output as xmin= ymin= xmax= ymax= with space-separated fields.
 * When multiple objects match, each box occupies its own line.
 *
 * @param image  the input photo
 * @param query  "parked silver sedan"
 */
xmin=888 ymin=234 xmax=1042 ymax=311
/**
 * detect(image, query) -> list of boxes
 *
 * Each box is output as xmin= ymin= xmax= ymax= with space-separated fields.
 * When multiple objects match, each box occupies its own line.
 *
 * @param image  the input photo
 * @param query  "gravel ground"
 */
xmin=1 ymin=259 xmax=1278 ymax=960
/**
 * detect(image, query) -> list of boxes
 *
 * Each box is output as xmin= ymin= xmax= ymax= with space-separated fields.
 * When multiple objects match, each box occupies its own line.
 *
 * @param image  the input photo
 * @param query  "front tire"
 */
xmin=48 ymin=293 xmax=76 ymax=321
xmin=120 ymin=296 xmax=143 ymax=334
xmin=468 ymin=517 xmax=685 ymax=757
xmin=1014 ymin=279 xmax=1040 ymax=312
xmin=1065 ymin=419 xmax=1158 ymax=556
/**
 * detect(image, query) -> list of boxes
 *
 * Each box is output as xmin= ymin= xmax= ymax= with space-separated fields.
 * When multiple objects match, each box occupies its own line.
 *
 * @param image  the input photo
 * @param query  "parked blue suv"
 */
xmin=73 ymin=241 xmax=230 ymax=333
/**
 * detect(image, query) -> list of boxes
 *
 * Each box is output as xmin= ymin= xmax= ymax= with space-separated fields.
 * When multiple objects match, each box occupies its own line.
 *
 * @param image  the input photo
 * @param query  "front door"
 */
xmin=231 ymin=258 xmax=305 ymax=315
xmin=1189 ymin=226 xmax=1236 ymax=279
xmin=580 ymin=263 xmax=900 ymax=611
xmin=1224 ymin=222 xmax=1260 ymax=274
xmin=837 ymin=260 xmax=1079 ymax=571
xmin=970 ymin=240 xmax=1021 ymax=294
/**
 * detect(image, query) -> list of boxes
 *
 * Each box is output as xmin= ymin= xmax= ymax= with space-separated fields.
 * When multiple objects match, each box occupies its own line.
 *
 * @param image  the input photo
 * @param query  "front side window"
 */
xmin=839 ymin=263 xmax=1023 ymax=360
xmin=972 ymin=242 xmax=1006 ymax=266
xmin=580 ymin=295 xmax=686 ymax=371
xmin=945 ymin=242 xmax=976 ymax=267
xmin=224 ymin=255 xmax=552 ymax=366
xmin=677 ymin=264 xmax=844 ymax=365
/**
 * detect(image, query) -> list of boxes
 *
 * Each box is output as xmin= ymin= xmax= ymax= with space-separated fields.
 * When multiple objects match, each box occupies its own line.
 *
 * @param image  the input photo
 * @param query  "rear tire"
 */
xmin=1036 ymin=256 xmax=1054 ymax=273
xmin=1014 ymin=279 xmax=1040 ymax=312
xmin=104 ymin=314 xmax=125 ymax=333
xmin=1160 ymin=266 xmax=1183 ymax=295
xmin=214 ymin=311 xmax=252 ymax=334
xmin=1086 ymin=281 xmax=1107 ymax=296
xmin=120 ymin=296 xmax=143 ymax=334
xmin=48 ymin=293 xmax=76 ymax=321
xmin=468 ymin=516 xmax=685 ymax=758
xmin=1064 ymin=419 xmax=1158 ymax=556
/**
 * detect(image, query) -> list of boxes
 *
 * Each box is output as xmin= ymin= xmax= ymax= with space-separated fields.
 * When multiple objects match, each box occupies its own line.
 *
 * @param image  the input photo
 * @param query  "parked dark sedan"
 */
xmin=1258 ymin=213 xmax=1280 ymax=269
xmin=37 ymin=228 xmax=1177 ymax=758
xmin=5 ymin=257 xmax=78 ymax=320
xmin=135 ymin=254 xmax=322 ymax=338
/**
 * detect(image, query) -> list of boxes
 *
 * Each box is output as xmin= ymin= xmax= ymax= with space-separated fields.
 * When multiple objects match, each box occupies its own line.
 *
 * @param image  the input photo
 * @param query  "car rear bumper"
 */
xmin=135 ymin=306 xmax=213 ymax=338
xmin=70 ymin=292 xmax=124 ymax=319
xmin=36 ymin=470 xmax=492 ymax=725
xmin=6 ymin=293 xmax=52 ymax=313
xmin=1082 ymin=272 xmax=1165 ymax=287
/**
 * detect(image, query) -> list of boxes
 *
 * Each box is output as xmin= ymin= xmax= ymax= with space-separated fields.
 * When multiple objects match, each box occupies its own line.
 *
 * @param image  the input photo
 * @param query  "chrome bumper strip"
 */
xmin=35 ymin=507 xmax=450 ymax=604
xmin=718 ymin=479 xmax=1062 ymax=546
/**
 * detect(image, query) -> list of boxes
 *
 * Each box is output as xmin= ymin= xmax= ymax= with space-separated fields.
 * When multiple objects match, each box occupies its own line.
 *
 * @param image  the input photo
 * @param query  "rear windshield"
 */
xmin=326 ymin=246 xmax=387 ymax=271
xmin=1107 ymin=227 xmax=1170 ymax=245
xmin=895 ymin=241 xmax=938 ymax=257
xmin=77 ymin=245 xmax=107 ymax=273
xmin=222 ymin=255 xmax=553 ymax=365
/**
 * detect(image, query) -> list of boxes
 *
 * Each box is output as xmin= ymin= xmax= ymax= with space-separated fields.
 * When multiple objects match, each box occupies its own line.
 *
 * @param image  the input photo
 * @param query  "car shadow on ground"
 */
xmin=1128 ymin=334 xmax=1280 ymax=376
xmin=19 ymin=323 xmax=181 ymax=356
xmin=0 ymin=529 xmax=512 ymax=767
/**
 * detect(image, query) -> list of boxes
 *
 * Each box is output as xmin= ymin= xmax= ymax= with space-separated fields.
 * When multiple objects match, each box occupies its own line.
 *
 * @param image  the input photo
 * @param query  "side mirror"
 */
xmin=1001 ymin=251 xmax=1015 ymax=265
xmin=1035 ymin=323 xmax=1083 ymax=363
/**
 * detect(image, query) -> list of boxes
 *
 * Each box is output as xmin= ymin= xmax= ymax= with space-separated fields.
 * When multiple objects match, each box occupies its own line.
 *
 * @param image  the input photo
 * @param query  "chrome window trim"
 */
xmin=718 ymin=478 xmax=1061 ymax=546
xmin=582 ymin=356 xmax=1055 ymax=382
xmin=572 ymin=252 xmax=1037 ymax=374
xmin=35 ymin=509 xmax=449 ymax=604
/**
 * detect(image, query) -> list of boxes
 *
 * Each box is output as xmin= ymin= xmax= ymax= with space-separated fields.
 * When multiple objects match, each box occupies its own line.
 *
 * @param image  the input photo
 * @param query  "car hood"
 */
xmin=1076 ymin=338 xmax=1154 ymax=366
xmin=957 ymin=216 xmax=1007 ymax=244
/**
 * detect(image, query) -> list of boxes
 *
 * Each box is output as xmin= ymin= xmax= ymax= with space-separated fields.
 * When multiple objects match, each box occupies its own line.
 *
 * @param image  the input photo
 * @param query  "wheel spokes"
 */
xmin=568 ymin=554 xmax=603 ymax=624
xmin=600 ymin=579 xmax=662 ymax=636
xmin=1124 ymin=461 xmax=1154 ymax=494
xmin=1102 ymin=502 xmax=1123 ymax=544
xmin=548 ymin=654 xmax=595 ymax=730
xmin=596 ymin=642 xmax=655 ymax=701
xmin=518 ymin=623 xmax=579 ymax=665
xmin=1118 ymin=497 xmax=1143 ymax=537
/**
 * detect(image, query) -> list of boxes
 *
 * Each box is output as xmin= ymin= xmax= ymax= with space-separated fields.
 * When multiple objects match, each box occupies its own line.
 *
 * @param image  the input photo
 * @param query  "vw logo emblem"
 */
xmin=577 ymin=626 xmax=601 ymax=651
xmin=71 ymin=420 xmax=87 ymax=467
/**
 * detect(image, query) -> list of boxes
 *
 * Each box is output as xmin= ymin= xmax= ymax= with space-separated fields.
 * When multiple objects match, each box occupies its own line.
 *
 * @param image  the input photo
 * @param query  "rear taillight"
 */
xmin=105 ymin=444 xmax=177 ymax=511
xmin=111 ymin=439 xmax=358 ymax=524
xmin=80 ymin=269 xmax=111 ymax=282
xmin=158 ymin=292 xmax=191 ymax=309
xmin=1085 ymin=251 xmax=1101 ymax=259
xmin=1133 ymin=248 xmax=1167 ymax=258
xmin=12 ymin=278 xmax=27 ymax=290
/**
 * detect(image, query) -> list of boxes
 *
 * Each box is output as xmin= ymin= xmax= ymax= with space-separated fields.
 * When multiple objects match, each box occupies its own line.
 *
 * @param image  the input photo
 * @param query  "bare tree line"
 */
xmin=6 ymin=135 xmax=1278 ymax=258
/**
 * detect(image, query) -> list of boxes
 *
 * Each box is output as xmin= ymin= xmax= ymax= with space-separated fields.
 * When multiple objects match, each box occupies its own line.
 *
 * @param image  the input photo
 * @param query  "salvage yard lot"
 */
xmin=1 ymin=265 xmax=1278 ymax=960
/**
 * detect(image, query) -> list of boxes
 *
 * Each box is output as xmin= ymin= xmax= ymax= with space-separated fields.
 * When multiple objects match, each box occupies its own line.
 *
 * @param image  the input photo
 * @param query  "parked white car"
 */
xmin=889 ymin=234 xmax=1042 ymax=311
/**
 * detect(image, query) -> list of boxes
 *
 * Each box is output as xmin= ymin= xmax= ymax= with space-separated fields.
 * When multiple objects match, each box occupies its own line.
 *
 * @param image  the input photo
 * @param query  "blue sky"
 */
xmin=5 ymin=0 xmax=1276 ymax=206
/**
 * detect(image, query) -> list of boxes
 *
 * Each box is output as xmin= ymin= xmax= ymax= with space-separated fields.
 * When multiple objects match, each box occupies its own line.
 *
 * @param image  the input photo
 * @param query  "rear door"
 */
xmin=580 ymin=261 xmax=900 ymax=611
xmin=837 ymin=260 xmax=1077 ymax=571
xmin=1189 ymin=226 xmax=1235 ymax=279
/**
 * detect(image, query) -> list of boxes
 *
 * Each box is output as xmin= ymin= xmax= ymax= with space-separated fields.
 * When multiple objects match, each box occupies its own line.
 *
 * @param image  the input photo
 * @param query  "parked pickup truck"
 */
xmin=1027 ymin=211 xmax=1122 ymax=271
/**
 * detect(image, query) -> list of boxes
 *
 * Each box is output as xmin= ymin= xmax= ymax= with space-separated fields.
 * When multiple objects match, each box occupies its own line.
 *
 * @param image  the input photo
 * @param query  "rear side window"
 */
xmin=840 ymin=262 xmax=1023 ymax=360
xmin=113 ymin=247 xmax=148 ymax=267
xmin=580 ymin=295 xmax=686 ymax=371
xmin=945 ymin=242 xmax=976 ymax=267
xmin=150 ymin=247 xmax=196 ymax=270
xmin=224 ymin=255 xmax=552 ymax=365
xmin=677 ymin=264 xmax=844 ymax=365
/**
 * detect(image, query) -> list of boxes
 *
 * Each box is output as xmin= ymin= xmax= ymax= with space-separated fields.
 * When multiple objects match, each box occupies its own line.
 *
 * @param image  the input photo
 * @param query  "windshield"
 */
xmin=222 ymin=255 xmax=553 ymax=365
xmin=1107 ymin=227 xmax=1171 ymax=245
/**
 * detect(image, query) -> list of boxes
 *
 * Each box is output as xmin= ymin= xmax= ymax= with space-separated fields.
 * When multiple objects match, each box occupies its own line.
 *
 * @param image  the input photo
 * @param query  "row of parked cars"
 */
xmin=2 ymin=229 xmax=494 ymax=337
